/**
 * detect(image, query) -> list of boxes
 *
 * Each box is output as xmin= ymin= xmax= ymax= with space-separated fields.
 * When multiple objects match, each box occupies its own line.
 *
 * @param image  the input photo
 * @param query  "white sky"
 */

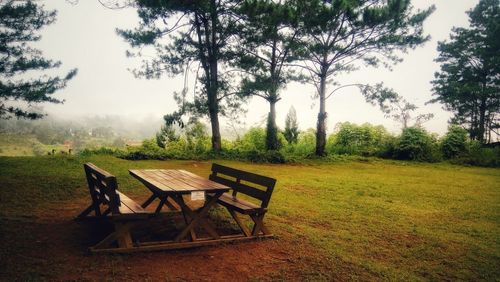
xmin=36 ymin=0 xmax=479 ymax=136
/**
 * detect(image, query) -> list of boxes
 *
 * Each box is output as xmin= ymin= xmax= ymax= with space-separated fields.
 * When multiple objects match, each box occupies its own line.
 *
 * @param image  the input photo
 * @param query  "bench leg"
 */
xmin=228 ymin=209 xmax=251 ymax=237
xmin=250 ymin=213 xmax=270 ymax=236
xmin=91 ymin=222 xmax=134 ymax=251
xmin=115 ymin=223 xmax=133 ymax=248
xmin=76 ymin=204 xmax=94 ymax=219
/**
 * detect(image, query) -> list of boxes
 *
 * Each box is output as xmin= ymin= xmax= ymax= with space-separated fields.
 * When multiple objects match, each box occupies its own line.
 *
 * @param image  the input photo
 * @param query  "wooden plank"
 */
xmin=178 ymin=170 xmax=229 ymax=189
xmin=209 ymin=175 xmax=267 ymax=200
xmin=211 ymin=163 xmax=276 ymax=188
xmin=129 ymin=170 xmax=175 ymax=192
xmin=116 ymin=191 xmax=146 ymax=214
xmin=216 ymin=193 xmax=262 ymax=214
xmin=90 ymin=234 xmax=274 ymax=254
xmin=172 ymin=170 xmax=230 ymax=191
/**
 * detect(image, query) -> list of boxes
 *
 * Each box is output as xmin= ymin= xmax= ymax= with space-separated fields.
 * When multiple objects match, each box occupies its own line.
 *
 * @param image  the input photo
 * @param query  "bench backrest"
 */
xmin=209 ymin=163 xmax=276 ymax=208
xmin=83 ymin=163 xmax=121 ymax=216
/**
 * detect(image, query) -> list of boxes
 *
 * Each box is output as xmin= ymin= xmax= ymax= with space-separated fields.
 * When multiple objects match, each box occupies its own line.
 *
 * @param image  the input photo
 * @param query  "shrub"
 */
xmin=328 ymin=123 xmax=390 ymax=156
xmin=451 ymin=141 xmax=500 ymax=167
xmin=246 ymin=150 xmax=286 ymax=163
xmin=119 ymin=139 xmax=169 ymax=160
xmin=283 ymin=128 xmax=315 ymax=158
xmin=394 ymin=127 xmax=440 ymax=161
xmin=441 ymin=125 xmax=468 ymax=159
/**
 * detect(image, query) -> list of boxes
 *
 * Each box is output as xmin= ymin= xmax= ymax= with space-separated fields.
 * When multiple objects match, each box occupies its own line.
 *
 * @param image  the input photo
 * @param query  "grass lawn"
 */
xmin=0 ymin=155 xmax=499 ymax=280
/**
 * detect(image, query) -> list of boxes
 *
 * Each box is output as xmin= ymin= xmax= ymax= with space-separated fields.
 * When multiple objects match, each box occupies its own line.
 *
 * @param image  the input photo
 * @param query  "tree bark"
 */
xmin=316 ymin=72 xmax=327 ymax=156
xmin=207 ymin=0 xmax=221 ymax=152
xmin=266 ymin=99 xmax=279 ymax=150
xmin=478 ymin=95 xmax=486 ymax=143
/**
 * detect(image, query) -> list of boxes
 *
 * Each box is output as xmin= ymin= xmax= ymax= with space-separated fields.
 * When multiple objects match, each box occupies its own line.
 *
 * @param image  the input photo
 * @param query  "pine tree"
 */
xmin=0 ymin=0 xmax=77 ymax=119
xmin=430 ymin=0 xmax=499 ymax=143
xmin=284 ymin=106 xmax=299 ymax=144
xmin=295 ymin=0 xmax=434 ymax=156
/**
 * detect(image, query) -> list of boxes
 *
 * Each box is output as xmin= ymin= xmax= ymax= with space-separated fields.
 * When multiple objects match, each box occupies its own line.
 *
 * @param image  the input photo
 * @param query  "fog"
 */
xmin=28 ymin=0 xmax=479 ymax=137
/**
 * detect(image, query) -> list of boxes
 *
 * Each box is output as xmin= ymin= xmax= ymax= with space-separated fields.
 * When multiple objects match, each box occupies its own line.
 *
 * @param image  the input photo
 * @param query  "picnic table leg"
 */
xmin=181 ymin=210 xmax=197 ymax=241
xmin=181 ymin=204 xmax=219 ymax=240
xmin=154 ymin=196 xmax=168 ymax=214
xmin=141 ymin=194 xmax=157 ymax=208
xmin=172 ymin=192 xmax=222 ymax=242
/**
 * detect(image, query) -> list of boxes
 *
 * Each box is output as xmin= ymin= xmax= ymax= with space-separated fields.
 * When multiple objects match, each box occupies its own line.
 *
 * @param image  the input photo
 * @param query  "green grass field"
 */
xmin=0 ymin=155 xmax=499 ymax=280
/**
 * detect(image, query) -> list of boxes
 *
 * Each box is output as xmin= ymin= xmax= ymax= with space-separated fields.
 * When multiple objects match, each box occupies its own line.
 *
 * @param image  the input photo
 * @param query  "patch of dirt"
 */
xmin=0 ymin=196 xmax=338 ymax=281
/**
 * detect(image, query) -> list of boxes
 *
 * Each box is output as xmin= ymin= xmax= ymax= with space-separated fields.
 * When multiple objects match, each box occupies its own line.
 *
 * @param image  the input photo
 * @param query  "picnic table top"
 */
xmin=129 ymin=169 xmax=230 ymax=195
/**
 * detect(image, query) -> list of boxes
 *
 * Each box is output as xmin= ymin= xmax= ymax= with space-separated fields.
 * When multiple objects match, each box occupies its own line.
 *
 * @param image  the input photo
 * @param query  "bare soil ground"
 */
xmin=1 ymin=196 xmax=336 ymax=281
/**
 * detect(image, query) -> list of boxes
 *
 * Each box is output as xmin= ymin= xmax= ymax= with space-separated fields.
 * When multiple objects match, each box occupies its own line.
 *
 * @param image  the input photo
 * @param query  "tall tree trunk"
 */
xmin=316 ymin=72 xmax=327 ymax=156
xmin=208 ymin=0 xmax=221 ymax=152
xmin=478 ymin=96 xmax=487 ymax=143
xmin=266 ymin=98 xmax=278 ymax=150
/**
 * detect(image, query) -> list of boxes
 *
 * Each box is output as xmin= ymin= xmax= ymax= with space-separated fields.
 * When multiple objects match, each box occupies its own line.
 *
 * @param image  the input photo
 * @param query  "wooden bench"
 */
xmin=209 ymin=163 xmax=276 ymax=237
xmin=76 ymin=163 xmax=149 ymax=251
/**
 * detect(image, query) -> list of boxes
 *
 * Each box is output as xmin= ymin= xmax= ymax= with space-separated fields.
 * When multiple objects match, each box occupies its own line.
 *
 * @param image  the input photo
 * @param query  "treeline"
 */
xmin=82 ymin=122 xmax=500 ymax=167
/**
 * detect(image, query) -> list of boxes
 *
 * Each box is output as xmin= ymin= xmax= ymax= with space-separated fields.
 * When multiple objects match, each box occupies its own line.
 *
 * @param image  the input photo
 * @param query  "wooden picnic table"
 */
xmin=129 ymin=169 xmax=230 ymax=243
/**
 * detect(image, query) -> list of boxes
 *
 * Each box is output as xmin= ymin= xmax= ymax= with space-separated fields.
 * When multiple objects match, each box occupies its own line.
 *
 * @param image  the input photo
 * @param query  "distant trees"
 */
xmin=284 ymin=106 xmax=299 ymax=144
xmin=292 ymin=0 xmax=434 ymax=156
xmin=387 ymin=97 xmax=433 ymax=130
xmin=430 ymin=0 xmax=499 ymax=143
xmin=0 ymin=0 xmax=76 ymax=119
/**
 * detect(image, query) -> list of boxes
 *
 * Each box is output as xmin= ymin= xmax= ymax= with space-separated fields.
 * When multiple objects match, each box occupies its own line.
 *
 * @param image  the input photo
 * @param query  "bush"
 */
xmin=282 ymin=129 xmax=315 ymax=159
xmin=441 ymin=125 xmax=468 ymax=159
xmin=451 ymin=142 xmax=500 ymax=167
xmin=327 ymin=123 xmax=390 ymax=156
xmin=79 ymin=147 xmax=117 ymax=156
xmin=119 ymin=139 xmax=169 ymax=160
xmin=246 ymin=150 xmax=286 ymax=163
xmin=394 ymin=127 xmax=441 ymax=161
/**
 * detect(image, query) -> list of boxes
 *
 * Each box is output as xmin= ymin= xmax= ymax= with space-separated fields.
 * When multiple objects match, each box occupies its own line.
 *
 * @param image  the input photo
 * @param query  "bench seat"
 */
xmin=116 ymin=191 xmax=149 ymax=220
xmin=216 ymin=193 xmax=264 ymax=214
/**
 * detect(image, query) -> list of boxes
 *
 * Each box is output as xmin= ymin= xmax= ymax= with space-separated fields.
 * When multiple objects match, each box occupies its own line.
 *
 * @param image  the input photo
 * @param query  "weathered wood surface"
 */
xmin=129 ymin=169 xmax=229 ymax=194
xmin=209 ymin=163 xmax=277 ymax=237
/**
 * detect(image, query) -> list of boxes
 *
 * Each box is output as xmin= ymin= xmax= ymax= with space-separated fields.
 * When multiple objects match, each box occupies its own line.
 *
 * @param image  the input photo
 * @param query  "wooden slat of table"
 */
xmin=129 ymin=170 xmax=174 ymax=192
xmin=129 ymin=169 xmax=229 ymax=194
xmin=150 ymin=170 xmax=194 ymax=191
xmin=174 ymin=170 xmax=228 ymax=189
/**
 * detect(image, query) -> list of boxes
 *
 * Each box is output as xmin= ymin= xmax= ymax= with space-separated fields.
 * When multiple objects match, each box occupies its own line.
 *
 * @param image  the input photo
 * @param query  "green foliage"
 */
xmin=77 ymin=123 xmax=497 ymax=167
xmin=441 ymin=125 xmax=468 ymax=158
xmin=328 ymin=122 xmax=390 ymax=156
xmin=234 ymin=127 xmax=267 ymax=152
xmin=119 ymin=139 xmax=169 ymax=160
xmin=394 ymin=127 xmax=440 ymax=161
xmin=0 ymin=0 xmax=77 ymax=119
xmin=284 ymin=106 xmax=299 ymax=144
xmin=295 ymin=0 xmax=434 ymax=156
xmin=430 ymin=0 xmax=499 ymax=142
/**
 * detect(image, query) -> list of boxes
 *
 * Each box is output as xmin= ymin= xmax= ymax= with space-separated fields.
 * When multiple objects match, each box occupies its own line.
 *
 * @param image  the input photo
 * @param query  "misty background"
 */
xmin=4 ymin=0 xmax=481 ymax=140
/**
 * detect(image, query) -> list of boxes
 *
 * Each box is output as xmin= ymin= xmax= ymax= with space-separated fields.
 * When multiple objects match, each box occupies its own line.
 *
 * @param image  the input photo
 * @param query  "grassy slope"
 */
xmin=0 ymin=155 xmax=499 ymax=280
xmin=0 ymin=134 xmax=67 ymax=156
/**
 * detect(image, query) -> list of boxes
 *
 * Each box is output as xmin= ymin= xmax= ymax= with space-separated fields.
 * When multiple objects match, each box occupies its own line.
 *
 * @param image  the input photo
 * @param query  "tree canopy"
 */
xmin=0 ymin=0 xmax=77 ymax=119
xmin=293 ymin=0 xmax=434 ymax=155
xmin=118 ymin=0 xmax=246 ymax=151
xmin=430 ymin=0 xmax=499 ymax=143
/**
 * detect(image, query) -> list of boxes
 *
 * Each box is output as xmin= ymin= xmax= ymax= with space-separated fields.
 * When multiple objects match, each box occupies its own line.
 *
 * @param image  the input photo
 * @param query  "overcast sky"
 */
xmin=35 ymin=0 xmax=479 ymax=136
